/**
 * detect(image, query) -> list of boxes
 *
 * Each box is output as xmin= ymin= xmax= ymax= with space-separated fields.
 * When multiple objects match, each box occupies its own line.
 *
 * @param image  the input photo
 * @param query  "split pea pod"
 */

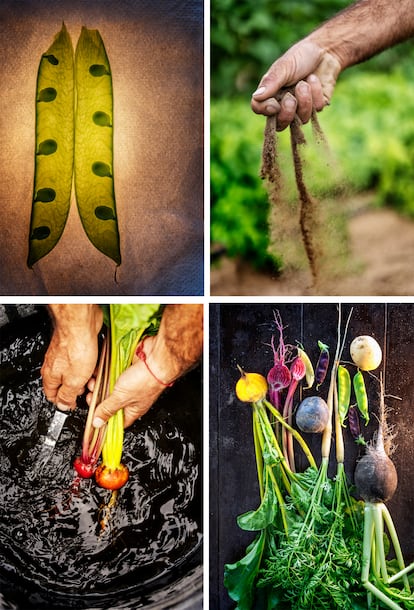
xmin=28 ymin=23 xmax=74 ymax=267
xmin=353 ymin=369 xmax=369 ymax=425
xmin=337 ymin=365 xmax=351 ymax=426
xmin=74 ymin=27 xmax=121 ymax=265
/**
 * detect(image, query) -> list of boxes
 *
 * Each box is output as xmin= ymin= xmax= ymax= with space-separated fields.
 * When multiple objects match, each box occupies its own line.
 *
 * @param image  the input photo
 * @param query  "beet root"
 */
xmin=295 ymin=396 xmax=329 ymax=434
xmin=354 ymin=447 xmax=398 ymax=503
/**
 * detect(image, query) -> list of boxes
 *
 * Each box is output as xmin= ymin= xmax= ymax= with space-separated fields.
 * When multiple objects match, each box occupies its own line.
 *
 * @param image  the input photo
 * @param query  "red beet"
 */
xmin=73 ymin=456 xmax=96 ymax=479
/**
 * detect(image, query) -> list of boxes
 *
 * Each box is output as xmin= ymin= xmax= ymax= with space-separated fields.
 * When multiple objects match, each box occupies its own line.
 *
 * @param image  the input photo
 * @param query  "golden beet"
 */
xmin=235 ymin=367 xmax=267 ymax=402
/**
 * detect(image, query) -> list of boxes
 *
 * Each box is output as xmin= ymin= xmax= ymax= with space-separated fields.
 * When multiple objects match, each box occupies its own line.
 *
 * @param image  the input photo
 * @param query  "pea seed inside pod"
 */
xmin=350 ymin=336 xmax=382 ymax=371
xmin=295 ymin=396 xmax=329 ymax=434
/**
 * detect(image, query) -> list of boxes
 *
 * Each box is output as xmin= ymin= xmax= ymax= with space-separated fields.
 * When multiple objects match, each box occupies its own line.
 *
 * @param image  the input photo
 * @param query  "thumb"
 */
xmin=56 ymin=382 xmax=84 ymax=411
xmin=92 ymin=393 xmax=122 ymax=428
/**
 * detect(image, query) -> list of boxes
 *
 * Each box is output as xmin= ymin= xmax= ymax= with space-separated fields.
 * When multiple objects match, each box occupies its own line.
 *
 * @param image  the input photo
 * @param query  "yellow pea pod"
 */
xmin=74 ymin=27 xmax=121 ymax=265
xmin=28 ymin=23 xmax=74 ymax=267
xmin=297 ymin=347 xmax=314 ymax=389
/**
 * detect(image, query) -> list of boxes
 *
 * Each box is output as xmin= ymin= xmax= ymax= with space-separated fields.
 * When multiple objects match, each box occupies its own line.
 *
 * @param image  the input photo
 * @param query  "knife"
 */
xmin=34 ymin=406 xmax=70 ymax=475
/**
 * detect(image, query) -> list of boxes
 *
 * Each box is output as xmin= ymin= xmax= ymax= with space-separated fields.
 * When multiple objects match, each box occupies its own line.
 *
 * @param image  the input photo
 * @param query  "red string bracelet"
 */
xmin=136 ymin=339 xmax=174 ymax=387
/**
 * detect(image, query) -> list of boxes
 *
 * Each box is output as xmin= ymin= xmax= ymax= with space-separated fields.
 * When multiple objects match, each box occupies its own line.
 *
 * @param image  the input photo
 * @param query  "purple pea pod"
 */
xmin=315 ymin=341 xmax=329 ymax=389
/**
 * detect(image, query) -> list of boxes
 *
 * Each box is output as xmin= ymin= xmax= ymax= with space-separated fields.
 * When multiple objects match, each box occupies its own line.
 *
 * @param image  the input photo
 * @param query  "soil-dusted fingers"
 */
xmin=251 ymin=94 xmax=281 ymax=117
xmin=293 ymin=80 xmax=313 ymax=124
xmin=74 ymin=27 xmax=121 ymax=265
xmin=306 ymin=74 xmax=326 ymax=111
xmin=28 ymin=24 xmax=74 ymax=267
xmin=276 ymin=92 xmax=297 ymax=131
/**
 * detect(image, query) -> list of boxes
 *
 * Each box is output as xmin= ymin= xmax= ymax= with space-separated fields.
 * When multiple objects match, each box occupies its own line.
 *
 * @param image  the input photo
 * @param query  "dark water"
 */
xmin=0 ymin=307 xmax=202 ymax=610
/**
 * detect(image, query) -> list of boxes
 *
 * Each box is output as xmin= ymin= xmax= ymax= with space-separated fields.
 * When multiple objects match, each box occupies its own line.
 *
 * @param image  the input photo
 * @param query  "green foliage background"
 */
xmin=211 ymin=0 xmax=414 ymax=269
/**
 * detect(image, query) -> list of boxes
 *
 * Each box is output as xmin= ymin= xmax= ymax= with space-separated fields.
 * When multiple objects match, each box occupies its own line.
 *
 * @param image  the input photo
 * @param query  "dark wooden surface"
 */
xmin=209 ymin=303 xmax=414 ymax=610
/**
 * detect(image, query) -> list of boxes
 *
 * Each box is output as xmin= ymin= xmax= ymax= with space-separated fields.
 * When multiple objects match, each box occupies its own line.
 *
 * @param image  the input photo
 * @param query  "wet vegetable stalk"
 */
xmin=74 ymin=304 xmax=162 ymax=528
xmin=28 ymin=24 xmax=121 ymax=267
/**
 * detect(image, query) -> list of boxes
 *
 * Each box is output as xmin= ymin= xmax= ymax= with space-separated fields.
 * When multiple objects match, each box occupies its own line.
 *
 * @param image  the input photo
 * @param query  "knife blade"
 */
xmin=33 ymin=406 xmax=70 ymax=475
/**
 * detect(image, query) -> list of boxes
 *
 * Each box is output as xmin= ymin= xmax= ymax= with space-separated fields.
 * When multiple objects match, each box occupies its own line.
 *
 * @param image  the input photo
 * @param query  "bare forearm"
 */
xmin=309 ymin=0 xmax=414 ymax=70
xmin=149 ymin=304 xmax=204 ymax=382
xmin=48 ymin=304 xmax=103 ymax=336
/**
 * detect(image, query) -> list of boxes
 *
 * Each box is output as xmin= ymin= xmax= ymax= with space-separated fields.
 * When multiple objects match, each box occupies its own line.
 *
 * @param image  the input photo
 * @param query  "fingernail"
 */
xmin=252 ymin=86 xmax=266 ymax=97
xmin=283 ymin=93 xmax=296 ymax=110
xmin=56 ymin=403 xmax=71 ymax=412
xmin=298 ymin=81 xmax=309 ymax=93
xmin=265 ymin=102 xmax=278 ymax=115
xmin=93 ymin=416 xmax=106 ymax=428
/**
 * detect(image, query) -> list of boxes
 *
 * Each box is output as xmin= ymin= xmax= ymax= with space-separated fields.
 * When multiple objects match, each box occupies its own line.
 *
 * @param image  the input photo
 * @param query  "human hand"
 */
xmin=251 ymin=39 xmax=342 ymax=129
xmin=88 ymin=336 xmax=167 ymax=428
xmin=41 ymin=305 xmax=103 ymax=410
xmin=91 ymin=304 xmax=203 ymax=428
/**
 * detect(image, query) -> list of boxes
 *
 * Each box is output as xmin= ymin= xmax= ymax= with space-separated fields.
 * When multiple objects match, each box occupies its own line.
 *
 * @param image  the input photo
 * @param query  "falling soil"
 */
xmin=211 ymin=195 xmax=414 ymax=296
xmin=261 ymin=111 xmax=328 ymax=286
xmin=0 ymin=307 xmax=202 ymax=609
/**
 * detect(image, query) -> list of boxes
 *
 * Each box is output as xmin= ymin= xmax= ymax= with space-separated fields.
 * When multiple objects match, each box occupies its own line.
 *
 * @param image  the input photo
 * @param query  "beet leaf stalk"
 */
xmin=73 ymin=305 xmax=162 ymax=532
xmin=95 ymin=304 xmax=162 ymax=493
xmin=226 ymin=370 xmax=318 ymax=609
xmin=259 ymin=305 xmax=363 ymax=609
xmin=73 ymin=330 xmax=109 ymax=478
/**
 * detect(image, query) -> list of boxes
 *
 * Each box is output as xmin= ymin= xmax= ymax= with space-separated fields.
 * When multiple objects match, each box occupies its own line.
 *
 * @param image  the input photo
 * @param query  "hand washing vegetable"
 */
xmin=295 ymin=395 xmax=329 ymax=433
xmin=28 ymin=23 xmax=74 ymax=267
xmin=73 ymin=305 xmax=161 ymax=524
xmin=74 ymin=27 xmax=121 ymax=265
xmin=350 ymin=335 xmax=382 ymax=371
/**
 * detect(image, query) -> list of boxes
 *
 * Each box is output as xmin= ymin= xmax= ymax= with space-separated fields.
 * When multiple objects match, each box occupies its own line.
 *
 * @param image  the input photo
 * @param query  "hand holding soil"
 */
xmin=252 ymin=0 xmax=414 ymax=127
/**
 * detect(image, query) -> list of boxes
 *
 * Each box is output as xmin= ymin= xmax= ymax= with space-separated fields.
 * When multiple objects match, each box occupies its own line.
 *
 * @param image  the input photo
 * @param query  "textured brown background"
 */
xmin=0 ymin=0 xmax=203 ymax=295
